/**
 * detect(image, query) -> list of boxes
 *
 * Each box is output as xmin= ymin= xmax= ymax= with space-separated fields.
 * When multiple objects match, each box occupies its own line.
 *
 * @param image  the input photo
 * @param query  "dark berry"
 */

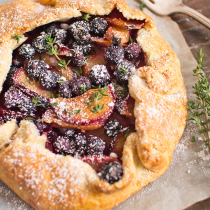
xmin=64 ymin=129 xmax=75 ymax=137
xmin=26 ymin=60 xmax=48 ymax=81
xmin=70 ymin=49 xmax=86 ymax=67
xmin=112 ymin=35 xmax=121 ymax=45
xmin=114 ymin=84 xmax=128 ymax=100
xmin=44 ymin=23 xmax=60 ymax=34
xmin=91 ymin=18 xmax=108 ymax=35
xmin=73 ymin=133 xmax=87 ymax=156
xmin=125 ymin=43 xmax=141 ymax=60
xmin=105 ymin=44 xmax=124 ymax=65
xmin=18 ymin=44 xmax=35 ymax=59
xmin=57 ymin=80 xmax=72 ymax=98
xmin=32 ymin=32 xmax=50 ymax=53
xmin=87 ymin=135 xmax=105 ymax=156
xmin=73 ymin=28 xmax=91 ymax=45
xmin=53 ymin=136 xmax=71 ymax=154
xmin=4 ymin=86 xmax=36 ymax=113
xmin=104 ymin=120 xmax=122 ymax=137
xmin=71 ymin=76 xmax=91 ymax=96
xmin=52 ymin=28 xmax=67 ymax=43
xmin=114 ymin=60 xmax=135 ymax=84
xmin=6 ymin=66 xmax=17 ymax=85
xmin=12 ymin=58 xmax=22 ymax=67
xmin=98 ymin=161 xmax=123 ymax=184
xmin=89 ymin=65 xmax=110 ymax=86
xmin=72 ymin=42 xmax=91 ymax=55
xmin=39 ymin=70 xmax=60 ymax=91
xmin=69 ymin=21 xmax=90 ymax=35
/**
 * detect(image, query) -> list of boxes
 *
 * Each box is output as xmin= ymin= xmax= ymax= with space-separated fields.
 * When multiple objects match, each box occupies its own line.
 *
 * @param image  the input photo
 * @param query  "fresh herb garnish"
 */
xmin=51 ymin=102 xmax=58 ymax=107
xmin=74 ymin=110 xmax=81 ymax=114
xmin=140 ymin=1 xmax=146 ymax=11
xmin=125 ymin=129 xmax=132 ymax=137
xmin=82 ymin=13 xmax=91 ymax=21
xmin=129 ymin=37 xmax=134 ymax=43
xmin=45 ymin=34 xmax=71 ymax=70
xmin=73 ymin=67 xmax=83 ymax=76
xmin=91 ymin=104 xmax=104 ymax=113
xmin=120 ymin=66 xmax=127 ymax=76
xmin=26 ymin=117 xmax=35 ymax=121
xmin=85 ymin=55 xmax=91 ymax=59
xmin=57 ymin=79 xmax=65 ymax=83
xmin=85 ymin=99 xmax=91 ymax=108
xmin=120 ymin=84 xmax=128 ymax=97
xmin=12 ymin=34 xmax=22 ymax=43
xmin=187 ymin=49 xmax=210 ymax=148
xmin=79 ymin=85 xmax=90 ymax=94
xmin=32 ymin=97 xmax=44 ymax=107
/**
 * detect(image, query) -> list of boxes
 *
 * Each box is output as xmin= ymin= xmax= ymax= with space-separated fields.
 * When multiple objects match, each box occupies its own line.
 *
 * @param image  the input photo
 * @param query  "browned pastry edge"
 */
xmin=0 ymin=0 xmax=187 ymax=209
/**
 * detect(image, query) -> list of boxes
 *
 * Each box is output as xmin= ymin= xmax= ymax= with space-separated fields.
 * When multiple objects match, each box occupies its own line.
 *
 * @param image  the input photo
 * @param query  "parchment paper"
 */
xmin=0 ymin=0 xmax=210 ymax=209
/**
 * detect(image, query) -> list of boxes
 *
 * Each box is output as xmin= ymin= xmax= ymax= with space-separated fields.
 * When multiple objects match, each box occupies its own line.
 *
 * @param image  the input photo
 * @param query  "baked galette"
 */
xmin=0 ymin=0 xmax=187 ymax=209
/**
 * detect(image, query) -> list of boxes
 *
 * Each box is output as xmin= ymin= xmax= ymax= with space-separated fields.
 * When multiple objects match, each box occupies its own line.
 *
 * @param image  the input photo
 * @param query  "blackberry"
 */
xmin=44 ymin=23 xmax=60 ymax=34
xmin=91 ymin=18 xmax=108 ymax=35
xmin=39 ymin=70 xmax=60 ymax=91
xmin=112 ymin=35 xmax=121 ymax=45
xmin=70 ymin=49 xmax=86 ymax=67
xmin=71 ymin=76 xmax=91 ymax=96
xmin=18 ymin=44 xmax=35 ymax=59
xmin=105 ymin=44 xmax=124 ymax=65
xmin=4 ymin=86 xmax=36 ymax=113
xmin=26 ymin=60 xmax=48 ymax=81
xmin=73 ymin=132 xmax=87 ymax=156
xmin=69 ymin=21 xmax=90 ymax=35
xmin=57 ymin=81 xmax=72 ymax=98
xmin=98 ymin=161 xmax=123 ymax=184
xmin=89 ymin=65 xmax=110 ymax=86
xmin=52 ymin=28 xmax=67 ymax=43
xmin=64 ymin=129 xmax=75 ymax=137
xmin=6 ymin=66 xmax=17 ymax=85
xmin=53 ymin=136 xmax=72 ymax=154
xmin=104 ymin=120 xmax=122 ymax=137
xmin=73 ymin=28 xmax=91 ymax=45
xmin=87 ymin=135 xmax=106 ymax=156
xmin=72 ymin=42 xmax=91 ymax=55
xmin=125 ymin=43 xmax=141 ymax=60
xmin=114 ymin=60 xmax=135 ymax=84
xmin=32 ymin=32 xmax=50 ymax=53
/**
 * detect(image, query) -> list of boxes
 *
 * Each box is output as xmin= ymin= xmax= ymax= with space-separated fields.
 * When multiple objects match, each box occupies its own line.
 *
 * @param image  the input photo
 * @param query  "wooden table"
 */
xmin=171 ymin=1 xmax=210 ymax=209
xmin=171 ymin=0 xmax=210 ymax=76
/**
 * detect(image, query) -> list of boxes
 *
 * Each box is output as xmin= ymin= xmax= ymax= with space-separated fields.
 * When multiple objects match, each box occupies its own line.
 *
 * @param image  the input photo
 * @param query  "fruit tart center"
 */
xmin=0 ymin=9 xmax=146 ymax=184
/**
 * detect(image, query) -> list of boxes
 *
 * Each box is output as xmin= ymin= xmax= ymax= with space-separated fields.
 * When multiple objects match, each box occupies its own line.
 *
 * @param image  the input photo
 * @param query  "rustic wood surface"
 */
xmin=171 ymin=1 xmax=210 ymax=209
xmin=171 ymin=0 xmax=210 ymax=76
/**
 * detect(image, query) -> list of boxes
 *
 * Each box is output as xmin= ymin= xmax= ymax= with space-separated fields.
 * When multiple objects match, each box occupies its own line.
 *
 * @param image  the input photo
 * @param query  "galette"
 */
xmin=0 ymin=0 xmax=187 ymax=209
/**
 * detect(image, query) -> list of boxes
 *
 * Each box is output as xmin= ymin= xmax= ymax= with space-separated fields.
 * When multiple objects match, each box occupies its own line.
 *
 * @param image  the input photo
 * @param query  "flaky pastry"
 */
xmin=0 ymin=0 xmax=187 ymax=209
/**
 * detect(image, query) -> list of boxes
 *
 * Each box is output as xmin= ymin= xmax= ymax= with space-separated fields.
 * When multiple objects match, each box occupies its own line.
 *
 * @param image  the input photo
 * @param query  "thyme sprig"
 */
xmin=45 ymin=34 xmax=71 ymax=70
xmin=82 ymin=13 xmax=91 ymax=21
xmin=187 ymin=49 xmax=210 ymax=148
xmin=139 ymin=1 xmax=146 ymax=11
xmin=12 ymin=34 xmax=22 ymax=43
xmin=32 ymin=97 xmax=44 ymax=107
xmin=120 ymin=66 xmax=127 ymax=76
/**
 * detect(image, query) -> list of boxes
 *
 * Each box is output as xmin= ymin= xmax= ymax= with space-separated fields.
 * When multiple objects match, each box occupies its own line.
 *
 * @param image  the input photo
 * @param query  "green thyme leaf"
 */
xmin=125 ymin=129 xmax=132 ymax=137
xmin=12 ymin=34 xmax=22 ymax=43
xmin=26 ymin=117 xmax=35 ymax=121
xmin=82 ymin=13 xmax=91 ymax=21
xmin=74 ymin=110 xmax=81 ymax=114
xmin=51 ymin=103 xmax=58 ymax=107
xmin=139 ymin=1 xmax=146 ymax=11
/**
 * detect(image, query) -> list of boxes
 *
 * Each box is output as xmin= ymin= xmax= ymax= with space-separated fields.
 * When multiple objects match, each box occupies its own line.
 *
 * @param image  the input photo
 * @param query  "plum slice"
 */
xmin=49 ymin=84 xmax=115 ymax=126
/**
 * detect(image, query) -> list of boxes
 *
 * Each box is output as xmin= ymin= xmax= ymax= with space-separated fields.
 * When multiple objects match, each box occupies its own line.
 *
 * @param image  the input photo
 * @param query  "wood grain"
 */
xmin=171 ymin=0 xmax=210 ymax=76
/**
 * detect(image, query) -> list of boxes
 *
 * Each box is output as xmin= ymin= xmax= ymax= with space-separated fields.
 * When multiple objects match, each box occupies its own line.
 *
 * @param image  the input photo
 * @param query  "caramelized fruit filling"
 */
xmin=0 ymin=9 xmax=146 ymax=184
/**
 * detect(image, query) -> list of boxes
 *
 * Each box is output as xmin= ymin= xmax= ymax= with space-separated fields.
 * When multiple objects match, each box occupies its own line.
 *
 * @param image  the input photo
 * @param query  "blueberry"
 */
xmin=104 ymin=120 xmax=122 ymax=137
xmin=52 ymin=28 xmax=67 ymax=43
xmin=26 ymin=60 xmax=48 ymax=81
xmin=69 ymin=21 xmax=90 ymax=35
xmin=4 ymin=86 xmax=36 ymax=114
xmin=39 ymin=70 xmax=60 ymax=91
xmin=114 ymin=60 xmax=135 ymax=84
xmin=71 ymin=76 xmax=91 ymax=96
xmin=32 ymin=32 xmax=50 ymax=53
xmin=105 ymin=44 xmax=124 ymax=65
xmin=44 ymin=23 xmax=60 ymax=34
xmin=125 ymin=43 xmax=141 ymax=60
xmin=72 ymin=42 xmax=91 ymax=55
xmin=6 ymin=66 xmax=17 ymax=85
xmin=73 ymin=133 xmax=87 ymax=156
xmin=112 ymin=35 xmax=121 ymax=45
xmin=87 ymin=135 xmax=106 ymax=156
xmin=53 ymin=136 xmax=72 ymax=154
xmin=98 ymin=161 xmax=123 ymax=184
xmin=57 ymin=80 xmax=72 ymax=98
xmin=18 ymin=44 xmax=35 ymax=59
xmin=89 ymin=65 xmax=110 ymax=86
xmin=70 ymin=49 xmax=86 ymax=67
xmin=73 ymin=28 xmax=91 ymax=45
xmin=91 ymin=18 xmax=108 ymax=35
xmin=64 ymin=129 xmax=75 ymax=137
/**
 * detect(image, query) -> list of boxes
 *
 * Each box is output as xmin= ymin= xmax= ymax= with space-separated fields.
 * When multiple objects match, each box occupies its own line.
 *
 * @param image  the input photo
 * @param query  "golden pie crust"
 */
xmin=0 ymin=0 xmax=187 ymax=209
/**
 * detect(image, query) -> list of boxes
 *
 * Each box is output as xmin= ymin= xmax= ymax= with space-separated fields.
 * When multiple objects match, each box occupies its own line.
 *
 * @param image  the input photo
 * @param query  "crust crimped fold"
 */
xmin=0 ymin=0 xmax=187 ymax=209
